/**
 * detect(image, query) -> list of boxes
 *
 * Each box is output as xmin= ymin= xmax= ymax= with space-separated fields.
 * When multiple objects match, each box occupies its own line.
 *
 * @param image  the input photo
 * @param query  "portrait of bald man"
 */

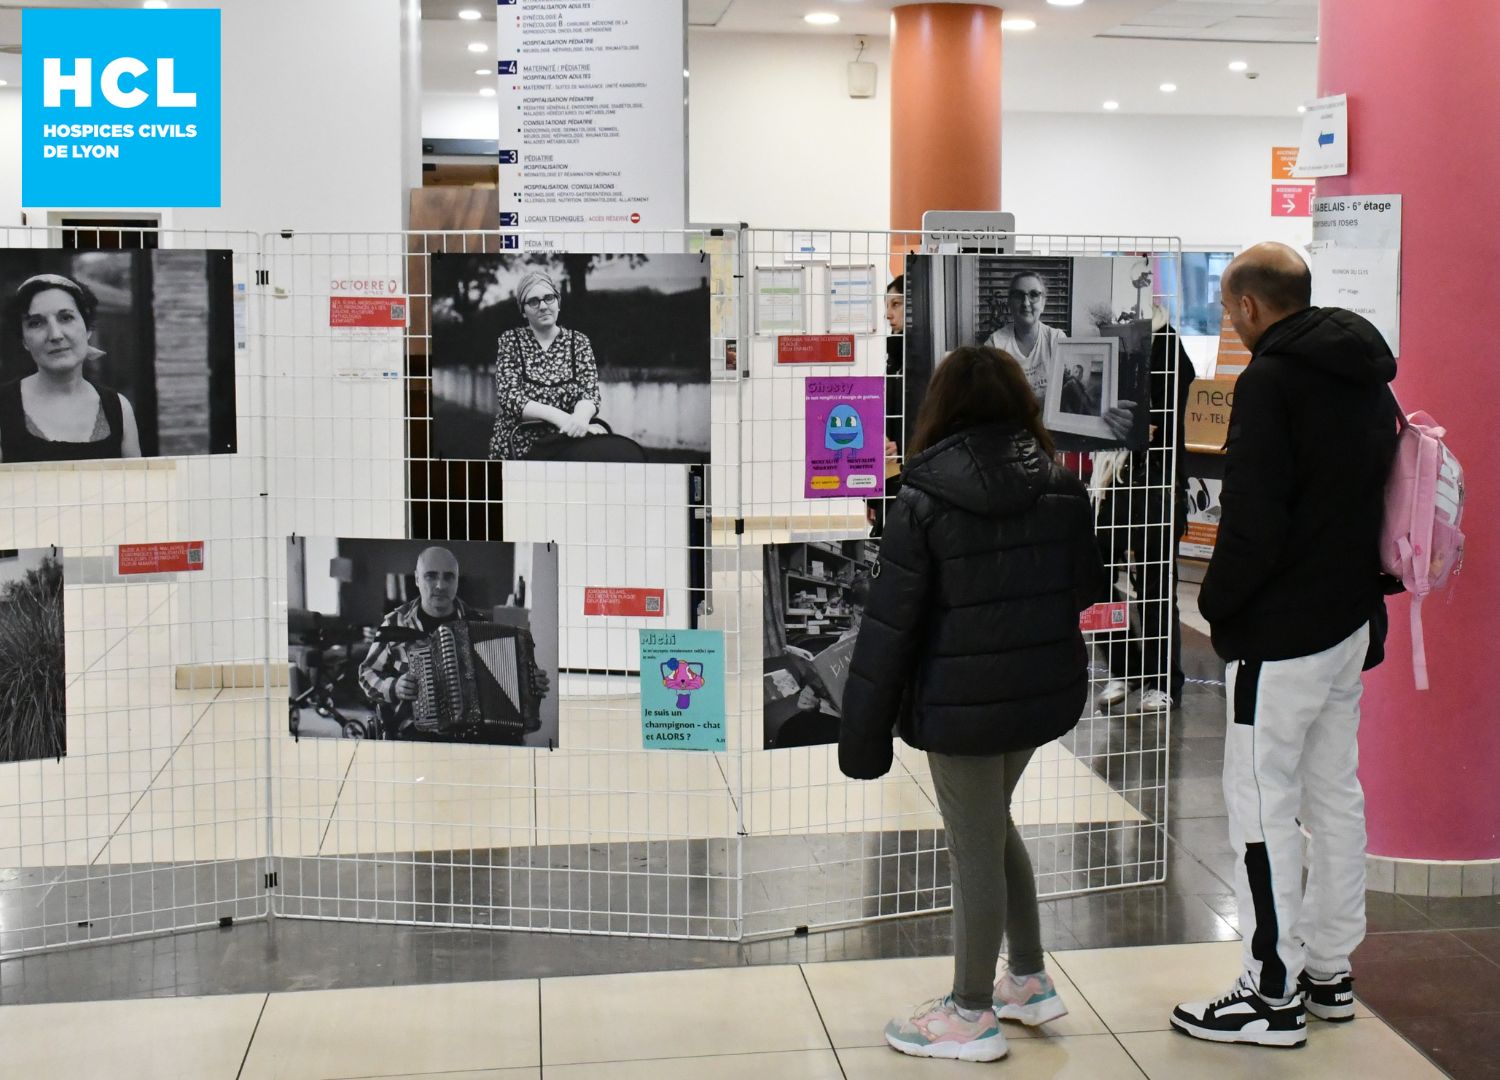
xmin=357 ymin=544 xmax=550 ymax=743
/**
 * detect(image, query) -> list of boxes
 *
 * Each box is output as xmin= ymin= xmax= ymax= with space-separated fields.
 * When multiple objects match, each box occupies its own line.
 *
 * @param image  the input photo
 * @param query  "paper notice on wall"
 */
xmin=1292 ymin=93 xmax=1349 ymax=178
xmin=1310 ymin=244 xmax=1401 ymax=356
xmin=1312 ymin=195 xmax=1402 ymax=251
xmin=639 ymin=629 xmax=726 ymax=751
xmin=497 ymin=0 xmax=685 ymax=237
xmin=756 ymin=266 xmax=806 ymax=334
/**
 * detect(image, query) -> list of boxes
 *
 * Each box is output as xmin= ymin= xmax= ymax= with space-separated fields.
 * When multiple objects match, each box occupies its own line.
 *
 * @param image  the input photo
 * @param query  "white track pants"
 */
xmin=1223 ymin=623 xmax=1370 ymax=1000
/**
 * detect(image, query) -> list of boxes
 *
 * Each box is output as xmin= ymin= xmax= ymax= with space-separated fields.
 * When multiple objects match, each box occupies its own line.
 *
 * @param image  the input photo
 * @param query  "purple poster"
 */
xmin=804 ymin=376 xmax=885 ymax=499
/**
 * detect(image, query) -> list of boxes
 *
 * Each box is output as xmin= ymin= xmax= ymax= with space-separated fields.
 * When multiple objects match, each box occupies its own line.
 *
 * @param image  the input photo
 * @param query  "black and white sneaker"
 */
xmin=1171 ymin=975 xmax=1307 ymax=1048
xmin=1299 ymin=970 xmax=1356 ymax=1022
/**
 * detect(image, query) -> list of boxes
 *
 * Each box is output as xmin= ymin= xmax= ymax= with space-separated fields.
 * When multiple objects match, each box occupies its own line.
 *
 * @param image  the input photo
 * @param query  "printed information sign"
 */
xmin=804 ymin=376 xmax=884 ymax=499
xmin=118 ymin=541 xmax=204 ymax=575
xmin=777 ymin=335 xmax=856 ymax=365
xmin=639 ymin=629 xmax=726 ymax=751
xmin=497 ymin=0 xmax=685 ymax=234
xmin=1080 ymin=601 xmax=1129 ymax=634
xmin=330 ymin=296 xmax=407 ymax=329
xmin=584 ymin=587 xmax=665 ymax=618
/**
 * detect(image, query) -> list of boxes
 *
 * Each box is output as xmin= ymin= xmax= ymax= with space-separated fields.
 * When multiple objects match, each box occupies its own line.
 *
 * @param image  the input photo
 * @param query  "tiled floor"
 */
xmin=0 ymin=940 xmax=1451 ymax=1079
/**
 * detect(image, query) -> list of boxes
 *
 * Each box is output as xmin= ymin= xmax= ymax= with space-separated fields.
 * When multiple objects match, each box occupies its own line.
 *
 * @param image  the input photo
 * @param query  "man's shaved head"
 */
xmin=1220 ymin=242 xmax=1313 ymax=352
xmin=1223 ymin=242 xmax=1312 ymax=317
xmin=414 ymin=546 xmax=460 ymax=617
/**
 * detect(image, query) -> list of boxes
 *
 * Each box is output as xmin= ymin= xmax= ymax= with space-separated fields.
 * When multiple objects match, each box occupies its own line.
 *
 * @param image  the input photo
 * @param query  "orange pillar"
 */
xmin=890 ymin=3 xmax=1003 ymax=235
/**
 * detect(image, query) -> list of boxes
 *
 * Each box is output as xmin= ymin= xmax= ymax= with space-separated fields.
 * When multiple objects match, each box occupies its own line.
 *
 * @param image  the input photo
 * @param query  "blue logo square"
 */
xmin=22 ymin=9 xmax=221 ymax=208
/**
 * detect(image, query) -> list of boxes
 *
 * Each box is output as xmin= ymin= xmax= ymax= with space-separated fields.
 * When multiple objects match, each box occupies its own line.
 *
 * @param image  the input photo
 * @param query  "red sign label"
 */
xmin=584 ymin=587 xmax=665 ymax=618
xmin=118 ymin=541 xmax=205 ymax=575
xmin=1271 ymin=184 xmax=1313 ymax=218
xmin=777 ymin=334 xmax=856 ymax=364
xmin=629 ymin=212 xmax=641 ymax=224
xmin=330 ymin=296 xmax=408 ymax=328
xmin=1079 ymin=601 xmax=1129 ymax=634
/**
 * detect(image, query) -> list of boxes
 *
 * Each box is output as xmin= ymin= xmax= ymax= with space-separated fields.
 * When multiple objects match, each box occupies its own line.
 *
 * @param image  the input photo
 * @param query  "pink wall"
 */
xmin=1319 ymin=0 xmax=1500 ymax=860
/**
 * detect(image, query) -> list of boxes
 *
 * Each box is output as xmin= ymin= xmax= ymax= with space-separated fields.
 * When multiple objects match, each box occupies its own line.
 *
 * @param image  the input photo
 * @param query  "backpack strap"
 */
xmin=1410 ymin=595 xmax=1430 ymax=692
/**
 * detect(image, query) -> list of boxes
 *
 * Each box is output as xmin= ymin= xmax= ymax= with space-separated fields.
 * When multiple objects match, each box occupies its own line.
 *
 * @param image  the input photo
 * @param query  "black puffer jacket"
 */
xmin=839 ymin=424 xmax=1108 ymax=780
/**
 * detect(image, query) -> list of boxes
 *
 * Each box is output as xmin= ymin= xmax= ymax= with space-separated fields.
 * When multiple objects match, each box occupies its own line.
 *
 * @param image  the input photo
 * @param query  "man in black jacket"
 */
xmin=1171 ymin=243 xmax=1398 ymax=1049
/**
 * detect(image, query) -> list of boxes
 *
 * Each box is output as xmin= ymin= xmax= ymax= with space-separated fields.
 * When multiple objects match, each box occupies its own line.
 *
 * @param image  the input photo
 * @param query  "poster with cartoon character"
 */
xmin=803 ymin=375 xmax=884 ymax=499
xmin=639 ymin=628 xmax=726 ymax=751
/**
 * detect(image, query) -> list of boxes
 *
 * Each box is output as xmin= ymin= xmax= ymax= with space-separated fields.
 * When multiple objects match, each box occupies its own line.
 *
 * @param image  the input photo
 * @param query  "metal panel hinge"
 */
xmin=734 ymin=519 xmax=745 ymax=535
xmin=255 ymin=269 xmax=270 ymax=286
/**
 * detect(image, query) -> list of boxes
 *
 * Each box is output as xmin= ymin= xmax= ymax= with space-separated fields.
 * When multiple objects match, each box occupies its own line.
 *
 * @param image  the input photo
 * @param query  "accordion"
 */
xmin=407 ymin=620 xmax=541 ymax=740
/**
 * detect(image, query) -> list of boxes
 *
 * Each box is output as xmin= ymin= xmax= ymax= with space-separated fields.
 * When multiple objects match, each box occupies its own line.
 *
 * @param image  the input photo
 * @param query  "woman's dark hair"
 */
xmin=908 ymin=345 xmax=1054 ymax=458
xmin=886 ymin=275 xmax=904 ymax=295
xmin=5 ymin=274 xmax=99 ymax=347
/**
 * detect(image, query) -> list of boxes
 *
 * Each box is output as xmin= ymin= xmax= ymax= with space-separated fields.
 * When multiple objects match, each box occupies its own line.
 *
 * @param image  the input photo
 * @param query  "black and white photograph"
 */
xmin=0 ymin=547 xmax=65 ymax=765
xmin=762 ymin=539 xmax=877 ymax=750
xmin=0 ymin=249 xmax=237 ymax=465
xmin=426 ymin=252 xmax=711 ymax=464
xmin=287 ymin=537 xmax=560 ymax=748
xmin=1046 ymin=339 xmax=1121 ymax=439
xmin=904 ymin=253 xmax=1153 ymax=452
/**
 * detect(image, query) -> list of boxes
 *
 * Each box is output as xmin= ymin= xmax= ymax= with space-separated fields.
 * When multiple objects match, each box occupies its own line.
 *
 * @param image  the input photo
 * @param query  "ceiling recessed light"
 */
xmin=475 ymin=67 xmax=490 ymax=76
xmin=458 ymin=8 xmax=481 ymax=19
xmin=1001 ymin=17 xmax=1037 ymax=31
xmin=0 ymin=80 xmax=8 ymax=87
xmin=467 ymin=42 xmax=488 ymax=53
xmin=1228 ymin=60 xmax=1248 ymax=72
xmin=1297 ymin=104 xmax=1308 ymax=113
xmin=143 ymin=0 xmax=168 ymax=7
xmin=1047 ymin=0 xmax=1086 ymax=6
xmin=804 ymin=12 xmax=840 ymax=25
xmin=1159 ymin=82 xmax=1178 ymax=93
xmin=1102 ymin=100 xmax=1120 ymax=110
xmin=479 ymin=87 xmax=496 ymax=97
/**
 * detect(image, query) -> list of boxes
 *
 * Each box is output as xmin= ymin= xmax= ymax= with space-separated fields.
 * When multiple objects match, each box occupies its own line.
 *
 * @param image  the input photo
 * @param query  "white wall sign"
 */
xmin=497 ymin=0 xmax=686 ymax=233
xmin=1311 ymin=194 xmax=1402 ymax=251
xmin=1292 ymin=93 xmax=1349 ymax=178
xmin=1310 ymin=245 xmax=1401 ymax=356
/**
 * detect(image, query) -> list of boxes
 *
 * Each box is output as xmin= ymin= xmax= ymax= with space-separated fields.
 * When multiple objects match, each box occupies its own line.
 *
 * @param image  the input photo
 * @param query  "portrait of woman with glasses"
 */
xmin=487 ymin=269 xmax=603 ymax=461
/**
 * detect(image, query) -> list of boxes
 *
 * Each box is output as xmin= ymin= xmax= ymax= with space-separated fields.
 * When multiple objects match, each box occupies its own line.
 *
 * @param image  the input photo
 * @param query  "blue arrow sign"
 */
xmin=1318 ymin=131 xmax=1335 ymax=147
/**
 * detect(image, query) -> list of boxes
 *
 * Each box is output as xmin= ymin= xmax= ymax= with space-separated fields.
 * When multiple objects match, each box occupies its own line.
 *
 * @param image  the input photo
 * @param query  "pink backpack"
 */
xmin=1380 ymin=401 xmax=1466 ymax=690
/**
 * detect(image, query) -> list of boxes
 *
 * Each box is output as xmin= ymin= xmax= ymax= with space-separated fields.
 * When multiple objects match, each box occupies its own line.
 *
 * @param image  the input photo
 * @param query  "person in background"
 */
xmin=840 ymin=346 xmax=1107 ymax=1063
xmin=1094 ymin=309 xmax=1196 ymax=711
xmin=0 ymin=273 xmax=141 ymax=463
xmin=870 ymin=275 xmax=907 ymax=537
xmin=1170 ymin=242 xmax=1398 ymax=1048
xmin=488 ymin=270 xmax=603 ymax=460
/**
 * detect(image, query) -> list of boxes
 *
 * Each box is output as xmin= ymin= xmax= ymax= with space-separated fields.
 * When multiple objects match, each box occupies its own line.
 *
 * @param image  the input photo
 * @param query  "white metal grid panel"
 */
xmin=0 ymin=226 xmax=270 ymax=956
xmin=0 ymin=223 xmax=1179 ymax=954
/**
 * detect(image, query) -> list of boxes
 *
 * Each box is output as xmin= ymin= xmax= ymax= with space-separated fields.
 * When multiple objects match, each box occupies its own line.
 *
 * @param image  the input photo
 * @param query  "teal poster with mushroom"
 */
xmin=804 ymin=375 xmax=885 ymax=499
xmin=639 ymin=629 xmax=726 ymax=751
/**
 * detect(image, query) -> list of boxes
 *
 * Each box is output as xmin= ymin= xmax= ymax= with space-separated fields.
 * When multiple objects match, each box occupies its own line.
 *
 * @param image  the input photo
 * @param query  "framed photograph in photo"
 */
xmin=286 ymin=536 xmax=560 ymax=749
xmin=1044 ymin=338 xmax=1119 ymax=439
xmin=754 ymin=265 xmax=806 ymax=335
xmin=426 ymin=252 xmax=711 ymax=464
xmin=826 ymin=264 xmax=879 ymax=334
xmin=0 ymin=249 xmax=238 ymax=465
xmin=0 ymin=547 xmax=65 ymax=764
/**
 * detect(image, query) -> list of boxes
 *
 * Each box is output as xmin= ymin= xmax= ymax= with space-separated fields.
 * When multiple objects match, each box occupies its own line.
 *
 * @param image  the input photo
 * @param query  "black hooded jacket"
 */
xmin=1199 ymin=307 xmax=1398 ymax=663
xmin=839 ymin=424 xmax=1108 ymax=780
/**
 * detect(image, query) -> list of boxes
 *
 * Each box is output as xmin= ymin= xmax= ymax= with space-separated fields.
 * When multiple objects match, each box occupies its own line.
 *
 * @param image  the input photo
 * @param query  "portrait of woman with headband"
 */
xmin=488 ymin=269 xmax=603 ymax=461
xmin=0 ymin=273 xmax=141 ymax=463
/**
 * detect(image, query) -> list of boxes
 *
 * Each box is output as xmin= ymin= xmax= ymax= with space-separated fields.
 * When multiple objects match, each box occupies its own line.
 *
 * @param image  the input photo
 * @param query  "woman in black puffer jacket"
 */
xmin=843 ymin=346 xmax=1106 ymax=1063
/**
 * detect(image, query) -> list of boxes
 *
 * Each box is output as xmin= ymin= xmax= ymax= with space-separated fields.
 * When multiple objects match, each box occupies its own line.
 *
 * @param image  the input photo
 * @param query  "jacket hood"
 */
xmin=1256 ymin=307 xmax=1398 ymax=385
xmin=900 ymin=424 xmax=1053 ymax=517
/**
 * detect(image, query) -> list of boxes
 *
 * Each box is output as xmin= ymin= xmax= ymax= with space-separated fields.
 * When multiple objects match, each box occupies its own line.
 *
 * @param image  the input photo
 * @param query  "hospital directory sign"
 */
xmin=21 ymin=8 xmax=221 ymax=207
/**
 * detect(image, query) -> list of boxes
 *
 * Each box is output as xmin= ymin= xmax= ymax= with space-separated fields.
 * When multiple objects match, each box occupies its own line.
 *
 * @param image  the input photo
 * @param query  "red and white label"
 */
xmin=584 ymin=587 xmax=665 ymax=618
xmin=777 ymin=334 xmax=856 ymax=364
xmin=1079 ymin=601 xmax=1129 ymax=634
xmin=118 ymin=541 xmax=205 ymax=575
xmin=1271 ymin=184 xmax=1313 ymax=218
xmin=330 ymin=296 xmax=408 ymax=328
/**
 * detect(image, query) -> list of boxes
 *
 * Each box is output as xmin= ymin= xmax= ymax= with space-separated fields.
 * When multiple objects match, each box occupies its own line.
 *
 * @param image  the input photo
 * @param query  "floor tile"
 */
xmin=799 ymin=953 xmax=1107 ymax=1048
xmin=1353 ymin=953 xmax=1500 ymax=1020
xmin=1455 ymin=928 xmax=1500 ymax=964
xmin=1051 ymin=940 xmax=1241 ymax=1034
xmin=1354 ymin=929 xmax=1479 ymax=965
xmin=837 ymin=1034 xmax=1147 ymax=1078
xmin=239 ymin=980 xmax=540 ymax=1079
xmin=545 ymin=1049 xmax=845 ymax=1079
xmin=1364 ymin=891 xmax=1435 ymax=932
xmin=540 ymin=964 xmax=828 ymax=1064
xmin=1054 ymin=890 xmax=1239 ymax=949
xmin=1401 ymin=895 xmax=1500 ymax=931
xmin=1387 ymin=1011 xmax=1500 ymax=1080
xmin=1118 ymin=1019 xmax=1446 ymax=1079
xmin=0 ymin=991 xmax=266 ymax=1079
xmin=328 ymin=1073 xmax=538 ymax=1080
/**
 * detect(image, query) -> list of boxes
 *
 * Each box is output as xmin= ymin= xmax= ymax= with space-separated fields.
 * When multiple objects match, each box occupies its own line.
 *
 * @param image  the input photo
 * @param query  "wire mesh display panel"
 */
xmin=0 ymin=226 xmax=271 ymax=956
xmin=0 ymin=222 xmax=1180 ymax=955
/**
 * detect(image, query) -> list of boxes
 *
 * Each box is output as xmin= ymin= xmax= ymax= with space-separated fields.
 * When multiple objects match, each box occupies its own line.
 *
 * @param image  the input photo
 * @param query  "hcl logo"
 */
xmin=43 ymin=57 xmax=198 ymax=109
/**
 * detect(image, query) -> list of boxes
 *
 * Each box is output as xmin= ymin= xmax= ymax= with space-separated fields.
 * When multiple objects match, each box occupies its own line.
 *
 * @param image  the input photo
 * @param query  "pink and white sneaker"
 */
xmin=994 ymin=970 xmax=1069 ymax=1026
xmin=884 ymin=995 xmax=1009 ymax=1062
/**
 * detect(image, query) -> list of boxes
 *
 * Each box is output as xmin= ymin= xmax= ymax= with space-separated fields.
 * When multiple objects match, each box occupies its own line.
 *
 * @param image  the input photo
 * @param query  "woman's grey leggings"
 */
xmin=928 ymin=748 xmax=1044 ymax=1011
